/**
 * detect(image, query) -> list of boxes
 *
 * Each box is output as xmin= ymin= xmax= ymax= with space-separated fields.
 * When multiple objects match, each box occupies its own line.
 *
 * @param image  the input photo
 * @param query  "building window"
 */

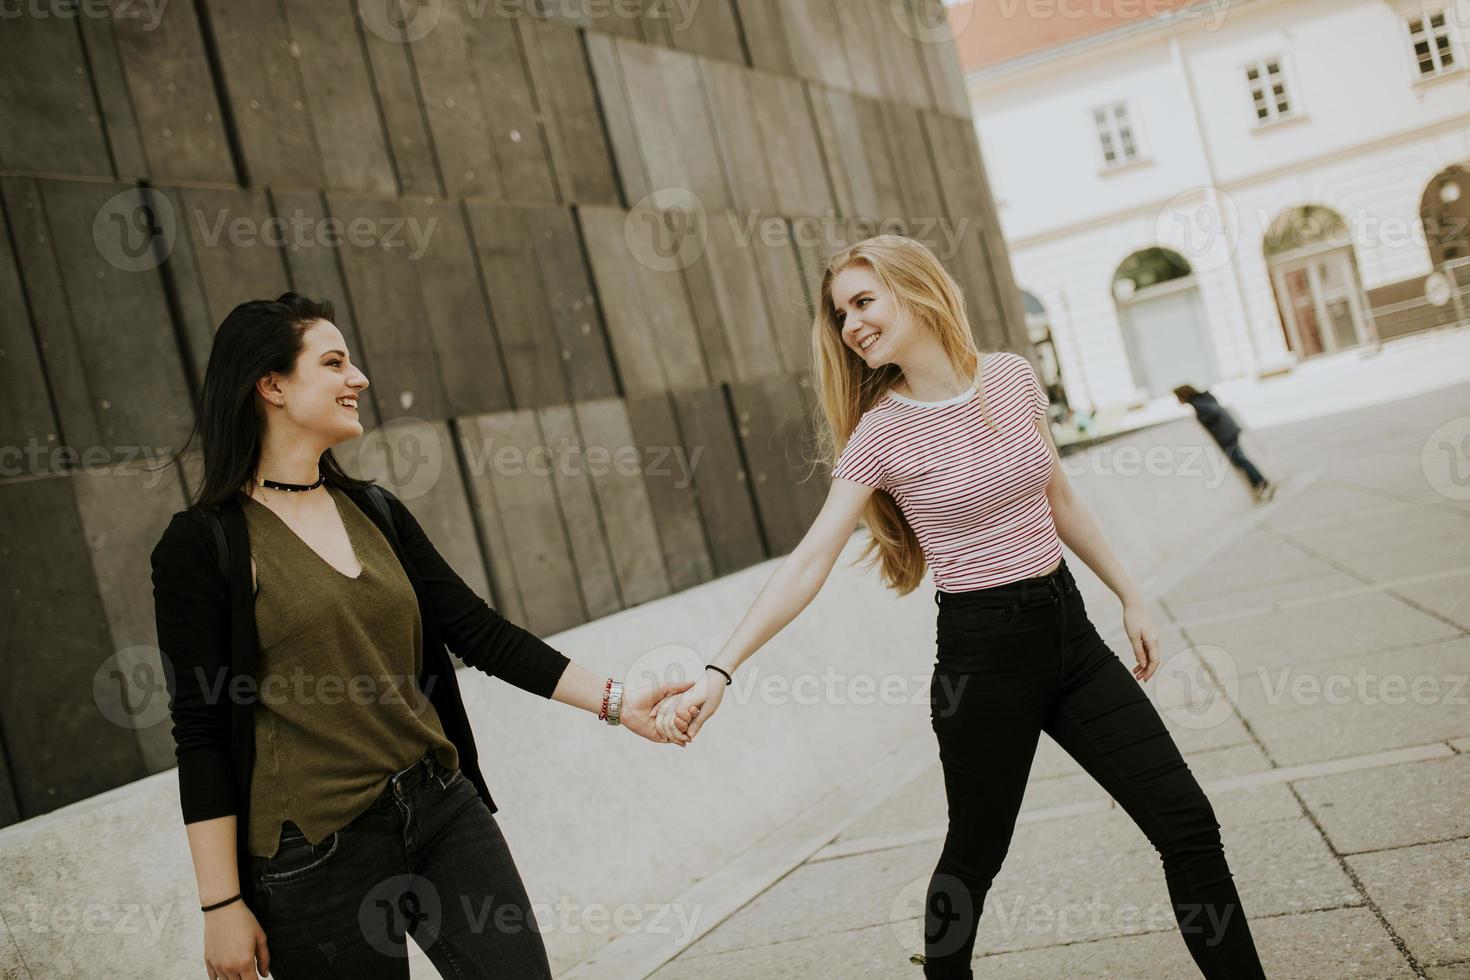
xmin=1246 ymin=59 xmax=1293 ymax=123
xmin=1093 ymin=102 xmax=1139 ymax=168
xmin=1405 ymin=6 xmax=1457 ymax=78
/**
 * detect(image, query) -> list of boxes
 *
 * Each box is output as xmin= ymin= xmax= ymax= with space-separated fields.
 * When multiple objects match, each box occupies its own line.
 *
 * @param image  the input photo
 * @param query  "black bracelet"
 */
xmin=705 ymin=664 xmax=733 ymax=686
xmin=201 ymin=893 xmax=242 ymax=912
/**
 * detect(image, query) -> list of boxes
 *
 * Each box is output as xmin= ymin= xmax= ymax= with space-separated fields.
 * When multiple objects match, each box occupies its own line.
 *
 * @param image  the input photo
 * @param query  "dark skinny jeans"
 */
xmin=924 ymin=558 xmax=1267 ymax=979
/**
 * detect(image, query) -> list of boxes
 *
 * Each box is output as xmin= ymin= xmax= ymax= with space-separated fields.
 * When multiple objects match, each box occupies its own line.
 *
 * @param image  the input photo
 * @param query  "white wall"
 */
xmin=968 ymin=0 xmax=1470 ymax=413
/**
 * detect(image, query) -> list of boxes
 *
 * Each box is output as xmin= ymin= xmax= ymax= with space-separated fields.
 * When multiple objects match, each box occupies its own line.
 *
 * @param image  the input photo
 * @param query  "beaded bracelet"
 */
xmin=597 ymin=677 xmax=613 ymax=722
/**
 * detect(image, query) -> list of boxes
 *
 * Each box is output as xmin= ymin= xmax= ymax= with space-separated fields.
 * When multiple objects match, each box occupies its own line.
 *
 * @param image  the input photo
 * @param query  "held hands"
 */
xmin=619 ymin=677 xmax=697 ymax=745
xmin=1122 ymin=600 xmax=1160 ymax=682
xmin=653 ymin=668 xmax=727 ymax=745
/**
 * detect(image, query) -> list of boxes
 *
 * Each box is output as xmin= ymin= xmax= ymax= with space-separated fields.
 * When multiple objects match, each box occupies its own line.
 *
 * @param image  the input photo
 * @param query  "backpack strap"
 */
xmin=202 ymin=505 xmax=228 ymax=581
xmin=364 ymin=484 xmax=399 ymax=546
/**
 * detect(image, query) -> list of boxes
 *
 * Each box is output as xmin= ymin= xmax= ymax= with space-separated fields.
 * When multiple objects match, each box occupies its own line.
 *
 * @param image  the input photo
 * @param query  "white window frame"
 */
xmin=1243 ymin=56 xmax=1298 ymax=127
xmin=1401 ymin=3 xmax=1459 ymax=79
xmin=1091 ymin=100 xmax=1144 ymax=171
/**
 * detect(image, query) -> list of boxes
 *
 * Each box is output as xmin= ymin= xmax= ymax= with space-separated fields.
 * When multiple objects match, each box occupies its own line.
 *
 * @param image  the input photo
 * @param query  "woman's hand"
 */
xmin=203 ymin=899 xmax=270 ymax=980
xmin=619 ymin=678 xmax=695 ymax=745
xmin=1122 ymin=600 xmax=1160 ymax=682
xmin=654 ymin=670 xmax=726 ymax=744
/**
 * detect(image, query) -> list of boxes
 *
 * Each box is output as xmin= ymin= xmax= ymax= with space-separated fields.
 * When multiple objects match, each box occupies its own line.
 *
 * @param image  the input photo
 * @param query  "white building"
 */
xmin=952 ymin=0 xmax=1470 ymax=415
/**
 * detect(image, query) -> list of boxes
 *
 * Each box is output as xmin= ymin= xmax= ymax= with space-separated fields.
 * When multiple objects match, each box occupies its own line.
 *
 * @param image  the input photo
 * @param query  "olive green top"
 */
xmin=242 ymin=484 xmax=458 ymax=858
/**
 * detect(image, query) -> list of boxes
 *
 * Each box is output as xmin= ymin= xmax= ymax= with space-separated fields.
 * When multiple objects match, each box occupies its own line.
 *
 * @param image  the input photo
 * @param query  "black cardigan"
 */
xmin=149 ymin=482 xmax=571 ymax=910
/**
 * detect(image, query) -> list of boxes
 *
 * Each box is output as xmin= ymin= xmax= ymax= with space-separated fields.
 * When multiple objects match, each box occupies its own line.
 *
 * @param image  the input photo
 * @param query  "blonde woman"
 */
xmin=655 ymin=237 xmax=1268 ymax=978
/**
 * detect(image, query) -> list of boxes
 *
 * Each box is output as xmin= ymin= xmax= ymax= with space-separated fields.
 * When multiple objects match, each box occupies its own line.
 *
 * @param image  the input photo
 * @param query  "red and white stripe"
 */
xmin=832 ymin=351 xmax=1062 ymax=592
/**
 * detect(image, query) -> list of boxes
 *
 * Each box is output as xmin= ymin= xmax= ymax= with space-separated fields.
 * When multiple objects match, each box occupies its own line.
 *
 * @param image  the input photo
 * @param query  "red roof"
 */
xmin=949 ymin=0 xmax=1205 ymax=73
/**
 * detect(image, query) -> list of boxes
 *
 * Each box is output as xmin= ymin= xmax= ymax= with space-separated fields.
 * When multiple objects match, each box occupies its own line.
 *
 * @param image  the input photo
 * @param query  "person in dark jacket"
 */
xmin=151 ymin=293 xmax=693 ymax=980
xmin=1173 ymin=384 xmax=1275 ymax=501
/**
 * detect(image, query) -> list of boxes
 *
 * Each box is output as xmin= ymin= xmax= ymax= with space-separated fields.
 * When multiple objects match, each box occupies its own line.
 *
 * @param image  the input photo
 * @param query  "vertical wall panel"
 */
xmin=666 ymin=0 xmax=745 ymax=63
xmin=203 ymin=0 xmax=323 ymax=188
xmin=671 ymin=386 xmax=766 ymax=574
xmin=160 ymin=185 xmax=292 ymax=385
xmin=280 ymin=0 xmax=397 ymax=194
xmin=360 ymin=26 xmax=441 ymax=196
xmin=752 ymin=230 xmax=815 ymax=375
xmin=692 ymin=214 xmax=787 ymax=382
xmin=400 ymin=196 xmax=515 ymax=417
xmin=538 ymin=405 xmax=622 ymax=619
xmin=700 ymin=59 xmax=781 ymax=215
xmin=73 ymin=463 xmax=193 ymax=775
xmin=463 ymin=201 xmax=571 ymax=408
xmin=0 ymin=476 xmax=146 ymax=819
xmin=520 ymin=18 xmax=622 ymax=207
xmin=880 ymin=100 xmax=946 ymax=221
xmin=0 ymin=18 xmax=112 ymax=177
xmin=269 ymin=188 xmax=384 ymax=429
xmin=870 ymin=0 xmax=932 ymax=109
xmin=462 ymin=411 xmax=586 ymax=636
xmin=532 ymin=206 xmax=619 ymax=401
xmin=581 ymin=205 xmax=710 ymax=395
xmin=733 ymin=0 xmax=794 ymax=74
xmin=0 ymin=197 xmax=58 ymax=455
xmin=585 ymin=32 xmax=647 ymax=205
xmin=782 ymin=0 xmax=852 ymax=92
xmin=748 ymin=73 xmax=834 ymax=217
xmin=621 ymin=41 xmax=732 ymax=211
xmin=329 ymin=193 xmax=450 ymax=420
xmin=76 ymin=15 xmax=149 ymax=179
xmin=28 ymin=180 xmax=193 ymax=454
xmin=730 ymin=375 xmax=826 ymax=555
xmin=575 ymin=398 xmax=672 ymax=606
xmin=910 ymin=0 xmax=972 ymax=117
xmin=111 ymin=3 xmax=235 ymax=183
xmin=625 ymin=392 xmax=714 ymax=591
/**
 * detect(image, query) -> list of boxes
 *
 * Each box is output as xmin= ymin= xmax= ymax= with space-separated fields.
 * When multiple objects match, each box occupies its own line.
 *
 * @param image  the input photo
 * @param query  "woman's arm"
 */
xmin=151 ymin=514 xmax=272 ymax=977
xmin=1035 ymin=419 xmax=1141 ymax=607
xmin=655 ymin=477 xmax=876 ymax=741
xmin=1035 ymin=419 xmax=1159 ymax=679
xmin=380 ymin=487 xmax=692 ymax=741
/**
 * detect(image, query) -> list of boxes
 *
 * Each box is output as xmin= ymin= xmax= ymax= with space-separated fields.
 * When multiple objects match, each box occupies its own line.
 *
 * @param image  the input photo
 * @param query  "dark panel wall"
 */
xmin=0 ymin=0 xmax=1026 ymax=822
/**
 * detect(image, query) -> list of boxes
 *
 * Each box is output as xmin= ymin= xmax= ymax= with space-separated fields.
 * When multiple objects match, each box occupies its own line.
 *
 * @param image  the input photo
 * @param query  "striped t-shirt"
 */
xmin=832 ymin=351 xmax=1062 ymax=592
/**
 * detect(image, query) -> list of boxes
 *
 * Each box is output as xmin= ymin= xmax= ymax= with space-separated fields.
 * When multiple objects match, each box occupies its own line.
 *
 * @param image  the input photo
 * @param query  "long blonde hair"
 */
xmin=811 ymin=235 xmax=1000 ymax=595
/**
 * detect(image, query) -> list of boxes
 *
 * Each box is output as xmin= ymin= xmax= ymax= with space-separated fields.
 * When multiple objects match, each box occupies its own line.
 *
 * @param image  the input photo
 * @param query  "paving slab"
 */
xmin=1293 ymin=754 xmax=1470 ymax=853
xmin=1345 ymin=837 xmax=1470 ymax=969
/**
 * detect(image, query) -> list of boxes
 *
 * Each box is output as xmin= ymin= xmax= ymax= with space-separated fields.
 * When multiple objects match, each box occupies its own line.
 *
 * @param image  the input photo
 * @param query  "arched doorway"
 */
xmin=1264 ymin=205 xmax=1375 ymax=358
xmin=1422 ymin=165 xmax=1469 ymax=265
xmin=1111 ymin=247 xmax=1218 ymax=398
xmin=1021 ymin=290 xmax=1069 ymax=418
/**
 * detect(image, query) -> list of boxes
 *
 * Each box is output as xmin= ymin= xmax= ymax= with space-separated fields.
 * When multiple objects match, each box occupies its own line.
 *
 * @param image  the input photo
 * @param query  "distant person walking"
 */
xmin=1173 ymin=385 xmax=1275 ymax=502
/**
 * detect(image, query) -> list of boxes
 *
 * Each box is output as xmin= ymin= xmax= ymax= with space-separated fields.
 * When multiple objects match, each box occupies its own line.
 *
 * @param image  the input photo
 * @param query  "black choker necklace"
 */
xmin=260 ymin=473 xmax=325 ymax=493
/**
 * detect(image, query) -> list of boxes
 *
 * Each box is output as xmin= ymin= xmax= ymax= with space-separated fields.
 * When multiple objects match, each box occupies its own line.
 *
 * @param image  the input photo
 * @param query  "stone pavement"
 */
xmin=643 ymin=380 xmax=1470 ymax=979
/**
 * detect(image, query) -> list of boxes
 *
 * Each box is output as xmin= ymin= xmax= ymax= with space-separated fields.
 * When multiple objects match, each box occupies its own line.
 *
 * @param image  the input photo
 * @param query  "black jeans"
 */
xmin=924 ymin=559 xmax=1267 ymax=979
xmin=249 ymin=750 xmax=552 ymax=979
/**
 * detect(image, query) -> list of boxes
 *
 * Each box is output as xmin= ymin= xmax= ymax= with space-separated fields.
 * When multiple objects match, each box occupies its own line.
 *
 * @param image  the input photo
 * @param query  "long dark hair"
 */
xmin=176 ymin=292 xmax=375 ymax=509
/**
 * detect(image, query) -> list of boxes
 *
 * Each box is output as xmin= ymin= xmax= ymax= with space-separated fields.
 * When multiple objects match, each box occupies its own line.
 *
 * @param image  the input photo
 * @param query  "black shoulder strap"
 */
xmin=364 ymin=484 xmax=399 ymax=546
xmin=203 ymin=505 xmax=228 ymax=581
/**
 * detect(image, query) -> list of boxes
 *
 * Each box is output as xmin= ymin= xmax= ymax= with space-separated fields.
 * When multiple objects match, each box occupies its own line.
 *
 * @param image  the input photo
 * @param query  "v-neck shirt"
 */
xmin=240 ymin=485 xmax=458 ymax=857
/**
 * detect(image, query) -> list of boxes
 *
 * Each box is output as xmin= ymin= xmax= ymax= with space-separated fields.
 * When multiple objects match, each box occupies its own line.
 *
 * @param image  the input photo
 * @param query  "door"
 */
xmin=1118 ymin=280 xmax=1218 ymax=398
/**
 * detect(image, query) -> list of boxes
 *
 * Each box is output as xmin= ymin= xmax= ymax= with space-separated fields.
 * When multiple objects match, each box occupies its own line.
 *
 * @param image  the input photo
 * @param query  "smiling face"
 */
xmin=831 ymin=263 xmax=915 ymax=371
xmin=259 ymin=318 xmax=370 ymax=444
